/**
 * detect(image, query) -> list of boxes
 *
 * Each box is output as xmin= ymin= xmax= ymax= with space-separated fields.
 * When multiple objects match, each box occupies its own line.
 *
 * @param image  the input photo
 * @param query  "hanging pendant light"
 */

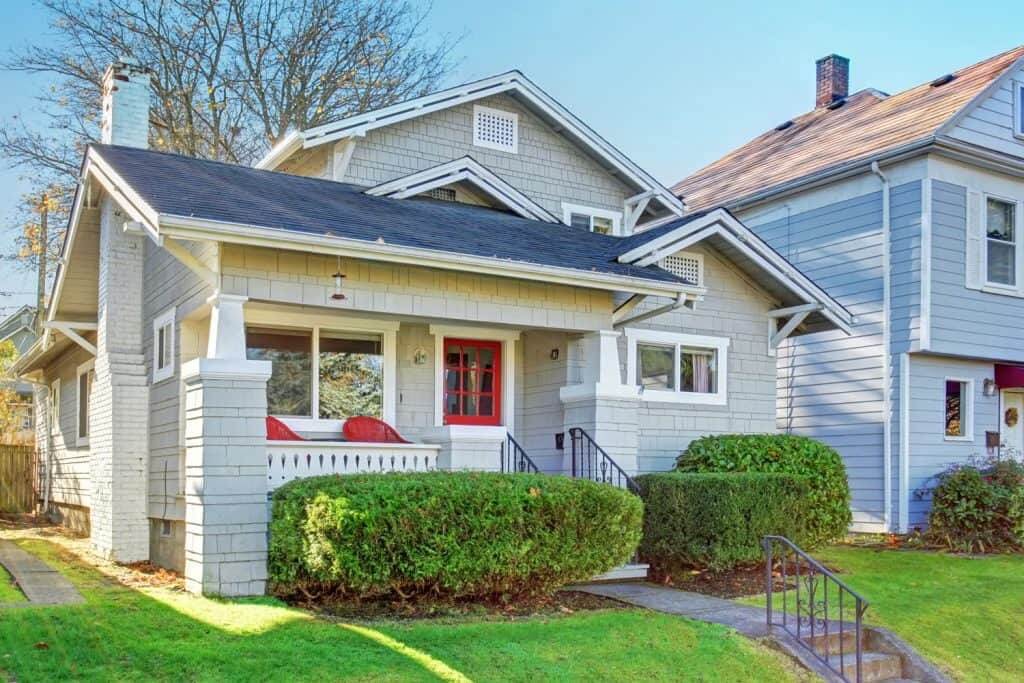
xmin=331 ymin=255 xmax=347 ymax=300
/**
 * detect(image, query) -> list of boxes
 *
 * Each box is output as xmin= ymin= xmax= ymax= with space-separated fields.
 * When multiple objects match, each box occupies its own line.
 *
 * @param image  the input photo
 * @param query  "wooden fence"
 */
xmin=0 ymin=444 xmax=35 ymax=513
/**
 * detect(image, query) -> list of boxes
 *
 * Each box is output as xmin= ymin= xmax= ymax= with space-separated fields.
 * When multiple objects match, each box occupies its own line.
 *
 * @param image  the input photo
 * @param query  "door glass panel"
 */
xmin=443 ymin=339 xmax=501 ymax=425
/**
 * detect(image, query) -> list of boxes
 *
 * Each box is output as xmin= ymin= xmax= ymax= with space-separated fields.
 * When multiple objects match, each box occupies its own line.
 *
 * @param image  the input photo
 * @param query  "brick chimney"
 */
xmin=815 ymin=54 xmax=849 ymax=108
xmin=100 ymin=59 xmax=152 ymax=147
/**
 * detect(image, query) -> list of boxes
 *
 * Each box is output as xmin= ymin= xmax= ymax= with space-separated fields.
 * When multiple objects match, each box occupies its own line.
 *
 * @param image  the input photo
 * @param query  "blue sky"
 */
xmin=1 ymin=0 xmax=1022 ymax=312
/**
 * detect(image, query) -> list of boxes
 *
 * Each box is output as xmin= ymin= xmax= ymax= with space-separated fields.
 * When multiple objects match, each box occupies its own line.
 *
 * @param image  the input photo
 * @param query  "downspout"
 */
xmin=871 ymin=161 xmax=893 ymax=532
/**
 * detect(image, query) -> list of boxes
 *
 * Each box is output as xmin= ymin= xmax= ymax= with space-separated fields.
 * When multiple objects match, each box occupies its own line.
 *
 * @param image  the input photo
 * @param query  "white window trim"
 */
xmin=943 ymin=376 xmax=974 ymax=442
xmin=429 ymin=324 xmax=519 ymax=431
xmin=76 ymin=360 xmax=95 ymax=447
xmin=561 ymin=202 xmax=624 ymax=236
xmin=1014 ymin=80 xmax=1024 ymax=140
xmin=152 ymin=307 xmax=176 ymax=384
xmin=659 ymin=250 xmax=705 ymax=287
xmin=981 ymin=192 xmax=1023 ymax=292
xmin=245 ymin=308 xmax=398 ymax=431
xmin=625 ymin=328 xmax=729 ymax=406
xmin=49 ymin=378 xmax=61 ymax=437
xmin=472 ymin=104 xmax=519 ymax=154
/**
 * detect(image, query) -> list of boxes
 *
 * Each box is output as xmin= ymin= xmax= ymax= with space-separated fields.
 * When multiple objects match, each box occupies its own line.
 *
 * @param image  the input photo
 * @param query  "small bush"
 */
xmin=926 ymin=459 xmax=1024 ymax=553
xmin=269 ymin=472 xmax=643 ymax=601
xmin=676 ymin=434 xmax=851 ymax=546
xmin=636 ymin=472 xmax=810 ymax=572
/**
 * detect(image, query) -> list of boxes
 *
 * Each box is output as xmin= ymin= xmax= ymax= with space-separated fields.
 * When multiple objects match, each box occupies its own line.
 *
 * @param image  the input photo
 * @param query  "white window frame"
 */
xmin=625 ymin=328 xmax=729 ymax=406
xmin=943 ymin=376 xmax=974 ymax=442
xmin=472 ymin=104 xmax=519 ymax=154
xmin=76 ymin=360 xmax=95 ymax=447
xmin=152 ymin=307 xmax=176 ymax=384
xmin=244 ymin=308 xmax=398 ymax=434
xmin=1014 ymin=80 xmax=1024 ymax=140
xmin=561 ymin=203 xmax=623 ymax=236
xmin=982 ymin=192 xmax=1022 ymax=291
xmin=49 ymin=378 xmax=61 ymax=436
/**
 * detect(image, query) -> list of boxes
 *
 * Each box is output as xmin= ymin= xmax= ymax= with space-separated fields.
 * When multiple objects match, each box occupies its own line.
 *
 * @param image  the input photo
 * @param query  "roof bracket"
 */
xmin=163 ymin=238 xmax=219 ymax=290
xmin=768 ymin=304 xmax=820 ymax=349
xmin=43 ymin=321 xmax=98 ymax=357
xmin=613 ymin=292 xmax=688 ymax=329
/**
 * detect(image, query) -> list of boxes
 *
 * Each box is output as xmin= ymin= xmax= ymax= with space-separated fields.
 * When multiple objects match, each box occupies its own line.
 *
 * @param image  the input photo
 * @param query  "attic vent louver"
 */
xmin=775 ymin=120 xmax=794 ymax=131
xmin=660 ymin=252 xmax=703 ymax=286
xmin=473 ymin=105 xmax=518 ymax=153
xmin=930 ymin=74 xmax=955 ymax=87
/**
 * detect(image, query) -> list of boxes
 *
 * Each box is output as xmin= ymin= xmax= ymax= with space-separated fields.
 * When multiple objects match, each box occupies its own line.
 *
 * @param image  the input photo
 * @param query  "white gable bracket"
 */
xmin=613 ymin=293 xmax=690 ymax=329
xmin=44 ymin=320 xmax=98 ymax=356
xmin=163 ymin=238 xmax=220 ymax=290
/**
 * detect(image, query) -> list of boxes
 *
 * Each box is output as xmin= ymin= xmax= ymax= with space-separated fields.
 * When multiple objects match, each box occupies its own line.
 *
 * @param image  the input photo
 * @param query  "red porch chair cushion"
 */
xmin=343 ymin=416 xmax=410 ymax=444
xmin=266 ymin=416 xmax=304 ymax=441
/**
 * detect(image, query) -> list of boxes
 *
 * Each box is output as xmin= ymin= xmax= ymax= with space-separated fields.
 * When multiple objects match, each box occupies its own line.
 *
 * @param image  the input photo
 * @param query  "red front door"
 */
xmin=443 ymin=338 xmax=502 ymax=426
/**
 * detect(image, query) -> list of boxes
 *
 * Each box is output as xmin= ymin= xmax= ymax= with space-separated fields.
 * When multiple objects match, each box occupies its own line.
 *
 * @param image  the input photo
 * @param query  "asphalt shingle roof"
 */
xmin=93 ymin=144 xmax=685 ymax=286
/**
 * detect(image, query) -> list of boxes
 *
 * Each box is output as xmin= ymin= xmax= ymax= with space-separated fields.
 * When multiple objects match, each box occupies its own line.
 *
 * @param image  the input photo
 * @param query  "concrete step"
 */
xmin=804 ymin=628 xmax=859 ymax=657
xmin=826 ymin=651 xmax=902 ymax=682
xmin=590 ymin=563 xmax=649 ymax=582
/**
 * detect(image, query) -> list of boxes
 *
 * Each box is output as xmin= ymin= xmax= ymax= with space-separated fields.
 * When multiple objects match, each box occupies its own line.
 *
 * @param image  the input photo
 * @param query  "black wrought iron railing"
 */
xmin=567 ymin=427 xmax=639 ymax=494
xmin=500 ymin=432 xmax=540 ymax=474
xmin=763 ymin=535 xmax=869 ymax=683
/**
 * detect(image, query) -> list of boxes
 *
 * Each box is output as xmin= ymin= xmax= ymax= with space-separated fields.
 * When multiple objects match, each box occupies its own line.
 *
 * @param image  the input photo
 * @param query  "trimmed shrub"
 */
xmin=926 ymin=459 xmax=1024 ymax=553
xmin=676 ymin=434 xmax=851 ymax=546
xmin=636 ymin=472 xmax=810 ymax=571
xmin=269 ymin=472 xmax=643 ymax=601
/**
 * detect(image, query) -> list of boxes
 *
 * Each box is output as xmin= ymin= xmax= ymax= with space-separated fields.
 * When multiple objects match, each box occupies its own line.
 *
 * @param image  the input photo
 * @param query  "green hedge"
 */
xmin=636 ymin=472 xmax=810 ymax=571
xmin=676 ymin=434 xmax=851 ymax=547
xmin=927 ymin=459 xmax=1024 ymax=553
xmin=269 ymin=472 xmax=643 ymax=601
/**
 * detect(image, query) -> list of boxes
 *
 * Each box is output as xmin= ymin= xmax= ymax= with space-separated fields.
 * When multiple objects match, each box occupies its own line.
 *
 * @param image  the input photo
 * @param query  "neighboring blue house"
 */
xmin=674 ymin=46 xmax=1024 ymax=531
xmin=0 ymin=304 xmax=39 ymax=441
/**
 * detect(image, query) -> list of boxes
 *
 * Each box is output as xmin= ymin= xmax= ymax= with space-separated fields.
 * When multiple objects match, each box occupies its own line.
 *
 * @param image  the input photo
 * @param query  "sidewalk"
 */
xmin=0 ymin=539 xmax=83 ymax=606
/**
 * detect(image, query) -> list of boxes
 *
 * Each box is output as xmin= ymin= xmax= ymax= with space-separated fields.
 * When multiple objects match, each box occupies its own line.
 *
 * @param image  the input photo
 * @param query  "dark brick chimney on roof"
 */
xmin=815 ymin=54 xmax=849 ymax=108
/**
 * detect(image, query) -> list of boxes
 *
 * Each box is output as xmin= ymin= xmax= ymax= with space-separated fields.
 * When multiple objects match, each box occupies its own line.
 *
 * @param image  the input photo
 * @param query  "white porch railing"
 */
xmin=266 ymin=441 xmax=442 ymax=493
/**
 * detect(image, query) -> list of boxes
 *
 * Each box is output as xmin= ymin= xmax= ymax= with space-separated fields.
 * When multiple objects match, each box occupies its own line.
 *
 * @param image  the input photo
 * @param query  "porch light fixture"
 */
xmin=331 ymin=255 xmax=347 ymax=301
xmin=984 ymin=378 xmax=997 ymax=397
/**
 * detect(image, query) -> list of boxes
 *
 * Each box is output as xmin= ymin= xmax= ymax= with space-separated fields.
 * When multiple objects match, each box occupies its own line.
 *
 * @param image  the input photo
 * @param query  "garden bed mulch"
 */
xmin=295 ymin=589 xmax=627 ymax=621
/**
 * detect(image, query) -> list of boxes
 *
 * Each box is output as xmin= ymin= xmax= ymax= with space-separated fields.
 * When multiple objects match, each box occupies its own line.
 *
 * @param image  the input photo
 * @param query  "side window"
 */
xmin=49 ymin=378 xmax=61 ymax=436
xmin=561 ymin=203 xmax=622 ymax=236
xmin=985 ymin=197 xmax=1016 ymax=287
xmin=944 ymin=378 xmax=973 ymax=441
xmin=153 ymin=308 xmax=176 ymax=383
xmin=77 ymin=361 xmax=95 ymax=446
xmin=627 ymin=330 xmax=729 ymax=405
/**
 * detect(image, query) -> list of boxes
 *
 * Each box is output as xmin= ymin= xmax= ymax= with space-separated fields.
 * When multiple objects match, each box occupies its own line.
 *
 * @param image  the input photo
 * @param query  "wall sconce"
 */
xmin=550 ymin=348 xmax=560 ymax=361
xmin=412 ymin=347 xmax=428 ymax=366
xmin=983 ymin=378 xmax=998 ymax=397
xmin=331 ymin=254 xmax=346 ymax=301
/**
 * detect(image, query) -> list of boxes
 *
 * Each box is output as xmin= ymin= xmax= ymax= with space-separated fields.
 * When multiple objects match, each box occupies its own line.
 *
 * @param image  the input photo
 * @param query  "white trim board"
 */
xmin=624 ymin=328 xmax=729 ymax=406
xmin=365 ymin=156 xmax=558 ymax=223
xmin=255 ymin=70 xmax=684 ymax=216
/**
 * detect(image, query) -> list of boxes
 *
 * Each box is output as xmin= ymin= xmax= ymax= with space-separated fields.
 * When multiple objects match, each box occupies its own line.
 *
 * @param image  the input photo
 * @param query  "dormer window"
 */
xmin=561 ymin=203 xmax=621 ymax=236
xmin=473 ymin=105 xmax=518 ymax=154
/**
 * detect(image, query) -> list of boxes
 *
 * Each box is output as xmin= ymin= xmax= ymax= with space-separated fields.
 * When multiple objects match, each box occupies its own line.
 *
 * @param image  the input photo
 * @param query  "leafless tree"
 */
xmin=1 ymin=0 xmax=457 ymax=280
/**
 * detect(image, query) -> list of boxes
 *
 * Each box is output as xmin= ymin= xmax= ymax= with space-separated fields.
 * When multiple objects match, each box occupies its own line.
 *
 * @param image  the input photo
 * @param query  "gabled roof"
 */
xmin=364 ymin=156 xmax=559 ymax=223
xmin=86 ymin=144 xmax=691 ymax=295
xmin=616 ymin=208 xmax=853 ymax=335
xmin=674 ymin=46 xmax=1024 ymax=211
xmin=257 ymin=70 xmax=684 ymax=216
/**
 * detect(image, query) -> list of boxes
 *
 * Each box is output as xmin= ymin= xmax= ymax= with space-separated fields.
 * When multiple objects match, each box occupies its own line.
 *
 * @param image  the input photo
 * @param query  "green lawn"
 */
xmin=758 ymin=546 xmax=1024 ymax=683
xmin=0 ymin=563 xmax=25 ymax=602
xmin=0 ymin=540 xmax=799 ymax=682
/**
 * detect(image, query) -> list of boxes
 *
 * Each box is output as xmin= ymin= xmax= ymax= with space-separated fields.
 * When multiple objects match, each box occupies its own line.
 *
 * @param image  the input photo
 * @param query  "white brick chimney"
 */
xmin=101 ymin=59 xmax=152 ymax=147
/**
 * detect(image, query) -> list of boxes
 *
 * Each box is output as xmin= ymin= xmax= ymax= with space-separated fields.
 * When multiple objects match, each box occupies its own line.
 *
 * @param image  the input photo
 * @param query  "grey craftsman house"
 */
xmin=675 ymin=46 xmax=1024 ymax=533
xmin=16 ymin=60 xmax=848 ymax=596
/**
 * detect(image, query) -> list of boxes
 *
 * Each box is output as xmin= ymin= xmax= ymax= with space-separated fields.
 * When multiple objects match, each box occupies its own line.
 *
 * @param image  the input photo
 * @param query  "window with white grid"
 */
xmin=660 ymin=252 xmax=703 ymax=286
xmin=473 ymin=105 xmax=518 ymax=154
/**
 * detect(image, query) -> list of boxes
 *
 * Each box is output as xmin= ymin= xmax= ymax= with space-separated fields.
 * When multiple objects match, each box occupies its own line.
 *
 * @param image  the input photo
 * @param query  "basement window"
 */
xmin=473 ymin=105 xmax=518 ymax=154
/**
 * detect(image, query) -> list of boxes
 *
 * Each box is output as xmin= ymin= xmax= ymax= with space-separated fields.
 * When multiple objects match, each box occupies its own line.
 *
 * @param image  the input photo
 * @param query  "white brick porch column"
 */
xmin=183 ymin=294 xmax=271 ymax=596
xmin=559 ymin=330 xmax=640 ymax=475
xmin=91 ymin=195 xmax=150 ymax=562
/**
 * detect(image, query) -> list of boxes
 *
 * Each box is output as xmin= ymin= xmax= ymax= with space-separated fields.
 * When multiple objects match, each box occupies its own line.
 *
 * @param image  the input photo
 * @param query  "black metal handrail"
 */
xmin=763 ymin=535 xmax=869 ymax=683
xmin=567 ymin=427 xmax=639 ymax=494
xmin=500 ymin=432 xmax=540 ymax=473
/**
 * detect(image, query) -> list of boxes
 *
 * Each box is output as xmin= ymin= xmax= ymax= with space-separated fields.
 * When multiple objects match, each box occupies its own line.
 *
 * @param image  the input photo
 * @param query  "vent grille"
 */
xmin=473 ymin=105 xmax=518 ymax=153
xmin=425 ymin=187 xmax=456 ymax=202
xmin=660 ymin=253 xmax=703 ymax=285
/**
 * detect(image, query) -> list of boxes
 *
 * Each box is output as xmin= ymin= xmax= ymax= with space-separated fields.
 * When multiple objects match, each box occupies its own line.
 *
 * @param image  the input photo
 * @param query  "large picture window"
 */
xmin=246 ymin=327 xmax=383 ymax=421
xmin=626 ymin=329 xmax=729 ymax=405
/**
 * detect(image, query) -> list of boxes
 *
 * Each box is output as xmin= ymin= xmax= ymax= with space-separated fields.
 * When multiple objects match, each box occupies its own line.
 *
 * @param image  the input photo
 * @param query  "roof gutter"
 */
xmin=159 ymin=214 xmax=696 ymax=299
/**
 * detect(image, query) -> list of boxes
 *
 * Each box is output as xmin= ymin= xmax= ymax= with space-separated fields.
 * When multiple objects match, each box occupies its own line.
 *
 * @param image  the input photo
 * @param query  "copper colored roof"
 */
xmin=673 ymin=46 xmax=1024 ymax=211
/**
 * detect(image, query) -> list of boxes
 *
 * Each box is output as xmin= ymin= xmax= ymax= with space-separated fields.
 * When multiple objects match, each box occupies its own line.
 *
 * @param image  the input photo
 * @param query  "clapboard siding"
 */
xmin=948 ymin=64 xmax=1024 ymax=161
xmin=929 ymin=179 xmax=1024 ymax=361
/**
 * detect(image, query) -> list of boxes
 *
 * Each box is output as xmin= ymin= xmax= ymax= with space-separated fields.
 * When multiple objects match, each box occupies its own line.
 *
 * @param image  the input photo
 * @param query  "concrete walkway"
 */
xmin=0 ymin=539 xmax=83 ymax=606
xmin=573 ymin=582 xmax=769 ymax=637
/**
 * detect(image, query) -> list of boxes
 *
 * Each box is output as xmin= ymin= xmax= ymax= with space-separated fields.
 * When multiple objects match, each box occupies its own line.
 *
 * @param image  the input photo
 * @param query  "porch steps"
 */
xmin=590 ymin=562 xmax=649 ymax=582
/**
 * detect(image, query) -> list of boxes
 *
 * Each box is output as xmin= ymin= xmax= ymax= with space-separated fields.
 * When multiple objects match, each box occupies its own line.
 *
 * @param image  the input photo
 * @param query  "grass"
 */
xmin=745 ymin=545 xmax=1024 ymax=682
xmin=0 ymin=563 xmax=25 ymax=602
xmin=0 ymin=540 xmax=800 ymax=682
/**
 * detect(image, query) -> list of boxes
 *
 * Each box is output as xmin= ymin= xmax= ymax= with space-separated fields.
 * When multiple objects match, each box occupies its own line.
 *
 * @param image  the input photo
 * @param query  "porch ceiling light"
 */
xmin=331 ymin=254 xmax=347 ymax=301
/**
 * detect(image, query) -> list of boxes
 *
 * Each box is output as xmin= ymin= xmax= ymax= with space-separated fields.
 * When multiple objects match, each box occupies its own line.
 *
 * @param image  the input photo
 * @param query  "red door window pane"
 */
xmin=443 ymin=339 xmax=501 ymax=426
